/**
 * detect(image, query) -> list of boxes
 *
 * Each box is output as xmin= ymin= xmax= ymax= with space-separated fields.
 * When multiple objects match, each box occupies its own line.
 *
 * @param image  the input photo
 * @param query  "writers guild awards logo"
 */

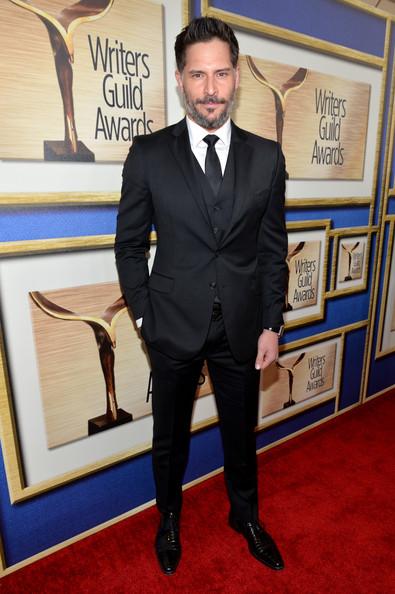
xmin=30 ymin=291 xmax=133 ymax=435
xmin=246 ymin=56 xmax=308 ymax=147
xmin=9 ymin=0 xmax=114 ymax=161
xmin=342 ymin=241 xmax=360 ymax=281
xmin=285 ymin=241 xmax=305 ymax=311
xmin=276 ymin=352 xmax=305 ymax=409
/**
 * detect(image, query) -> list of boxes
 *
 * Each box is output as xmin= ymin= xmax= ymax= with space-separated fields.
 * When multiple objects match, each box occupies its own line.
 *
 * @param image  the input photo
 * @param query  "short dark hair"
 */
xmin=175 ymin=17 xmax=239 ymax=72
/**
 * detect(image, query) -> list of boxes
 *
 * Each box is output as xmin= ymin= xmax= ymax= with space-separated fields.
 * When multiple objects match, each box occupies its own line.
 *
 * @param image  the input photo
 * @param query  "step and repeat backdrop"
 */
xmin=0 ymin=0 xmax=394 ymax=572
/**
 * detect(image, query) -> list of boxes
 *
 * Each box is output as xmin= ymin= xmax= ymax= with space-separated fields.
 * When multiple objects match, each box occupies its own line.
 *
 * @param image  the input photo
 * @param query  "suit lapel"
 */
xmin=169 ymin=119 xmax=253 ymax=246
xmin=170 ymin=119 xmax=212 ymax=227
xmin=217 ymin=142 xmax=235 ymax=205
xmin=221 ymin=122 xmax=252 ymax=245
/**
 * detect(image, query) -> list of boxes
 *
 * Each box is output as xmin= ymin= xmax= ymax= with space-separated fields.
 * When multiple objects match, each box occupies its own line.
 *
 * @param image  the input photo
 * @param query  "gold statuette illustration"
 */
xmin=9 ymin=0 xmax=114 ymax=161
xmin=372 ymin=1 xmax=395 ymax=15
xmin=30 ymin=290 xmax=133 ymax=435
xmin=246 ymin=56 xmax=308 ymax=146
xmin=341 ymin=241 xmax=360 ymax=281
xmin=276 ymin=352 xmax=306 ymax=408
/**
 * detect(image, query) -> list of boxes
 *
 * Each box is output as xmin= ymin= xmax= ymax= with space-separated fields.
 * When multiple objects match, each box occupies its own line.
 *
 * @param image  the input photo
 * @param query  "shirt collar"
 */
xmin=186 ymin=116 xmax=231 ymax=149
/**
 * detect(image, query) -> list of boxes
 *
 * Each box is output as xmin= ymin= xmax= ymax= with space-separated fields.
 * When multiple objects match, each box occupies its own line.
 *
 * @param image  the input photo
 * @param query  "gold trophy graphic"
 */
xmin=30 ymin=291 xmax=134 ymax=435
xmin=341 ymin=241 xmax=360 ymax=281
xmin=9 ymin=0 xmax=114 ymax=161
xmin=276 ymin=352 xmax=305 ymax=408
xmin=285 ymin=241 xmax=305 ymax=311
xmin=246 ymin=56 xmax=308 ymax=147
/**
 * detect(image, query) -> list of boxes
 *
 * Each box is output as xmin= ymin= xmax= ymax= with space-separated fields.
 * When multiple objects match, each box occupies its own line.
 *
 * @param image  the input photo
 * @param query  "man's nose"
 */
xmin=205 ymin=74 xmax=218 ymax=96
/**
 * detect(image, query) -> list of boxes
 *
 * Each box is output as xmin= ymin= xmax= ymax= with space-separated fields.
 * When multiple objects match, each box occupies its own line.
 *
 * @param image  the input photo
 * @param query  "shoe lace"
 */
xmin=246 ymin=523 xmax=269 ymax=554
xmin=164 ymin=525 xmax=179 ymax=551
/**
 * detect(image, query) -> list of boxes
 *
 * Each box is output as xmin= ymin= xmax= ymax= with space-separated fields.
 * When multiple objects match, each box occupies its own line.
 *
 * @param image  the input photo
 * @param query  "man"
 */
xmin=115 ymin=17 xmax=288 ymax=575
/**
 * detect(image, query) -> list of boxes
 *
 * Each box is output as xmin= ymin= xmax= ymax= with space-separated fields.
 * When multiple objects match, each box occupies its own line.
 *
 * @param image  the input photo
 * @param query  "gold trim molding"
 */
xmin=202 ymin=1 xmax=385 ymax=66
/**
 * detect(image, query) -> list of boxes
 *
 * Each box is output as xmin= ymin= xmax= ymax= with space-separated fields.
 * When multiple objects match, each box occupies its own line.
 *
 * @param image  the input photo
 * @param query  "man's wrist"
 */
xmin=263 ymin=325 xmax=284 ymax=338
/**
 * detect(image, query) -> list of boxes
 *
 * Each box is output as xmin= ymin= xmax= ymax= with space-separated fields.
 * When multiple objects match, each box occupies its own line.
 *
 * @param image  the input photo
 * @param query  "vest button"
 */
xmin=209 ymin=281 xmax=216 ymax=289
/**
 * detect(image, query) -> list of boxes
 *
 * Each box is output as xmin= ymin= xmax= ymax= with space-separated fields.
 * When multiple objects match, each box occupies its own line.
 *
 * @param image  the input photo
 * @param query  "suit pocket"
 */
xmin=148 ymin=271 xmax=174 ymax=293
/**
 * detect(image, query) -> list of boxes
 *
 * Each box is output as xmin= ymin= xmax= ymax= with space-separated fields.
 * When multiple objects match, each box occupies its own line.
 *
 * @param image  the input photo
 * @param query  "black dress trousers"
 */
xmin=148 ymin=307 xmax=260 ymax=522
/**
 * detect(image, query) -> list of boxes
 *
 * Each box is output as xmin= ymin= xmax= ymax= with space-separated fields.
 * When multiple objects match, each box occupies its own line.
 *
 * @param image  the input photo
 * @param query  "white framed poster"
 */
xmin=0 ymin=238 xmax=217 ymax=499
xmin=258 ymin=335 xmax=343 ymax=426
xmin=0 ymin=0 xmax=186 ymax=200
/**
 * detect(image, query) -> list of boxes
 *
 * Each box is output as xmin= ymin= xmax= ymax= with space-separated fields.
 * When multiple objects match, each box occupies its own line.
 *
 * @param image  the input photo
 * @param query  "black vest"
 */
xmin=193 ymin=143 xmax=236 ymax=245
xmin=192 ymin=144 xmax=236 ymax=302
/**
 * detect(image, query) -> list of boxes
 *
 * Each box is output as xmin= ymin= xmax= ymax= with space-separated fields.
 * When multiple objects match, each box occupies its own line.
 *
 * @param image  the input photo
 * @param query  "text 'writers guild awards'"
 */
xmin=9 ymin=0 xmax=114 ymax=161
xmin=285 ymin=241 xmax=305 ymax=311
xmin=30 ymin=291 xmax=133 ymax=435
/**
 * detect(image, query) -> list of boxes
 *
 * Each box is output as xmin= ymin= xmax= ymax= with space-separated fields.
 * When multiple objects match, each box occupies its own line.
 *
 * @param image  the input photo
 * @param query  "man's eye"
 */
xmin=192 ymin=73 xmax=203 ymax=79
xmin=217 ymin=72 xmax=228 ymax=78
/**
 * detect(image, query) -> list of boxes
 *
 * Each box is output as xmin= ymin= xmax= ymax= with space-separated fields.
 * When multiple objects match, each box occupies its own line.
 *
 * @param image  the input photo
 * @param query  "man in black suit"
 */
xmin=115 ymin=17 xmax=288 ymax=575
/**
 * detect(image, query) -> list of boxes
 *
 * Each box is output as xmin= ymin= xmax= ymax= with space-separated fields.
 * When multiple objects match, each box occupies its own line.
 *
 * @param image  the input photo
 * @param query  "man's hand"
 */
xmin=255 ymin=330 xmax=279 ymax=370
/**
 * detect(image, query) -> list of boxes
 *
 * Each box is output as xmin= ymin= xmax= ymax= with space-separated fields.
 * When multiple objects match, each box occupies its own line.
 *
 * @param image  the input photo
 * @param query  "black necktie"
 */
xmin=203 ymin=135 xmax=222 ymax=196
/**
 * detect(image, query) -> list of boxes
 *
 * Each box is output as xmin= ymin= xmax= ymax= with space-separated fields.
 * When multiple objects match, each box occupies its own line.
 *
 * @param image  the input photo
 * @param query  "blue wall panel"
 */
xmin=388 ymin=197 xmax=395 ymax=215
xmin=0 ymin=445 xmax=155 ymax=566
xmin=210 ymin=0 xmax=385 ymax=57
xmin=286 ymin=206 xmax=370 ymax=228
xmin=367 ymin=352 xmax=395 ymax=396
xmin=256 ymin=400 xmax=336 ymax=449
xmin=367 ymin=226 xmax=395 ymax=396
xmin=374 ymin=30 xmax=395 ymax=227
xmin=283 ymin=292 xmax=370 ymax=346
xmin=339 ymin=327 xmax=366 ymax=409
xmin=0 ymin=207 xmax=118 ymax=242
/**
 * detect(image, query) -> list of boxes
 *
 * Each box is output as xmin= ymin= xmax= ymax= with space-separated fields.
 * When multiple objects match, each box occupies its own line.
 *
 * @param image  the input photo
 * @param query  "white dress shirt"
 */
xmin=135 ymin=117 xmax=232 ymax=328
xmin=186 ymin=116 xmax=232 ymax=175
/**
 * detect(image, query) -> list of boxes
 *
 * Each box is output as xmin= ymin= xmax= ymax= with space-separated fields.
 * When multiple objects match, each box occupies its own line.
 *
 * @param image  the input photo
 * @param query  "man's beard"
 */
xmin=183 ymin=90 xmax=235 ymax=130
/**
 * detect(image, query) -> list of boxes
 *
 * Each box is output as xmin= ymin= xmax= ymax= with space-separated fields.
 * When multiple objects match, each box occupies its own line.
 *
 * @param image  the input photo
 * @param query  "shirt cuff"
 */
xmin=136 ymin=317 xmax=143 ymax=328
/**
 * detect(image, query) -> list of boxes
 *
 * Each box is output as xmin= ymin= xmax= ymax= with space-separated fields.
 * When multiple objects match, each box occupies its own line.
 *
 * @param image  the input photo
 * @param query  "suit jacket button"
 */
xmin=209 ymin=282 xmax=216 ymax=289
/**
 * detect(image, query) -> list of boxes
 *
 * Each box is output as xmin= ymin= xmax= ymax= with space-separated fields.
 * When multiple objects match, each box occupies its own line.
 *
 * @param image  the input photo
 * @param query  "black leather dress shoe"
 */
xmin=229 ymin=515 xmax=284 ymax=570
xmin=155 ymin=512 xmax=181 ymax=575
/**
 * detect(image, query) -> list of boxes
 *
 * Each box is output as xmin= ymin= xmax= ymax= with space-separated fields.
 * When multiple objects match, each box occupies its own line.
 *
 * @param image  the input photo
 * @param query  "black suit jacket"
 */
xmin=115 ymin=118 xmax=288 ymax=362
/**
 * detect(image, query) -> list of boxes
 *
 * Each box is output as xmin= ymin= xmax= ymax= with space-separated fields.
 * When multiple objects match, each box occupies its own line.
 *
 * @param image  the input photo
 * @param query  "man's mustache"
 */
xmin=195 ymin=97 xmax=226 ymax=105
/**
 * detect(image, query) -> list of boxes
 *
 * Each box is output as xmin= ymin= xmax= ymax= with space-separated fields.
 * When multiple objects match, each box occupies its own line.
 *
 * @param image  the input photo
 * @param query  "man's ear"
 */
xmin=175 ymin=70 xmax=183 ymax=92
xmin=235 ymin=65 xmax=240 ymax=91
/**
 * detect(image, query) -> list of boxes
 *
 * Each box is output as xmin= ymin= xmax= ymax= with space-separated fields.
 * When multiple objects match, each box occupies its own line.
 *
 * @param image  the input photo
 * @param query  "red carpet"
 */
xmin=2 ymin=392 xmax=395 ymax=593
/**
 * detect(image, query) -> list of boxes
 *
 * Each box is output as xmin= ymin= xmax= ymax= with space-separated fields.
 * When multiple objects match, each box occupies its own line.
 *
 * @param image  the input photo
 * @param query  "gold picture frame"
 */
xmin=284 ymin=220 xmax=330 ymax=328
xmin=343 ymin=0 xmax=395 ymax=18
xmin=258 ymin=332 xmax=344 ymax=429
xmin=0 ymin=0 xmax=189 ymax=207
xmin=327 ymin=226 xmax=374 ymax=296
xmin=0 ymin=235 xmax=220 ymax=503
xmin=375 ymin=217 xmax=395 ymax=357
xmin=202 ymin=0 xmax=389 ymax=210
